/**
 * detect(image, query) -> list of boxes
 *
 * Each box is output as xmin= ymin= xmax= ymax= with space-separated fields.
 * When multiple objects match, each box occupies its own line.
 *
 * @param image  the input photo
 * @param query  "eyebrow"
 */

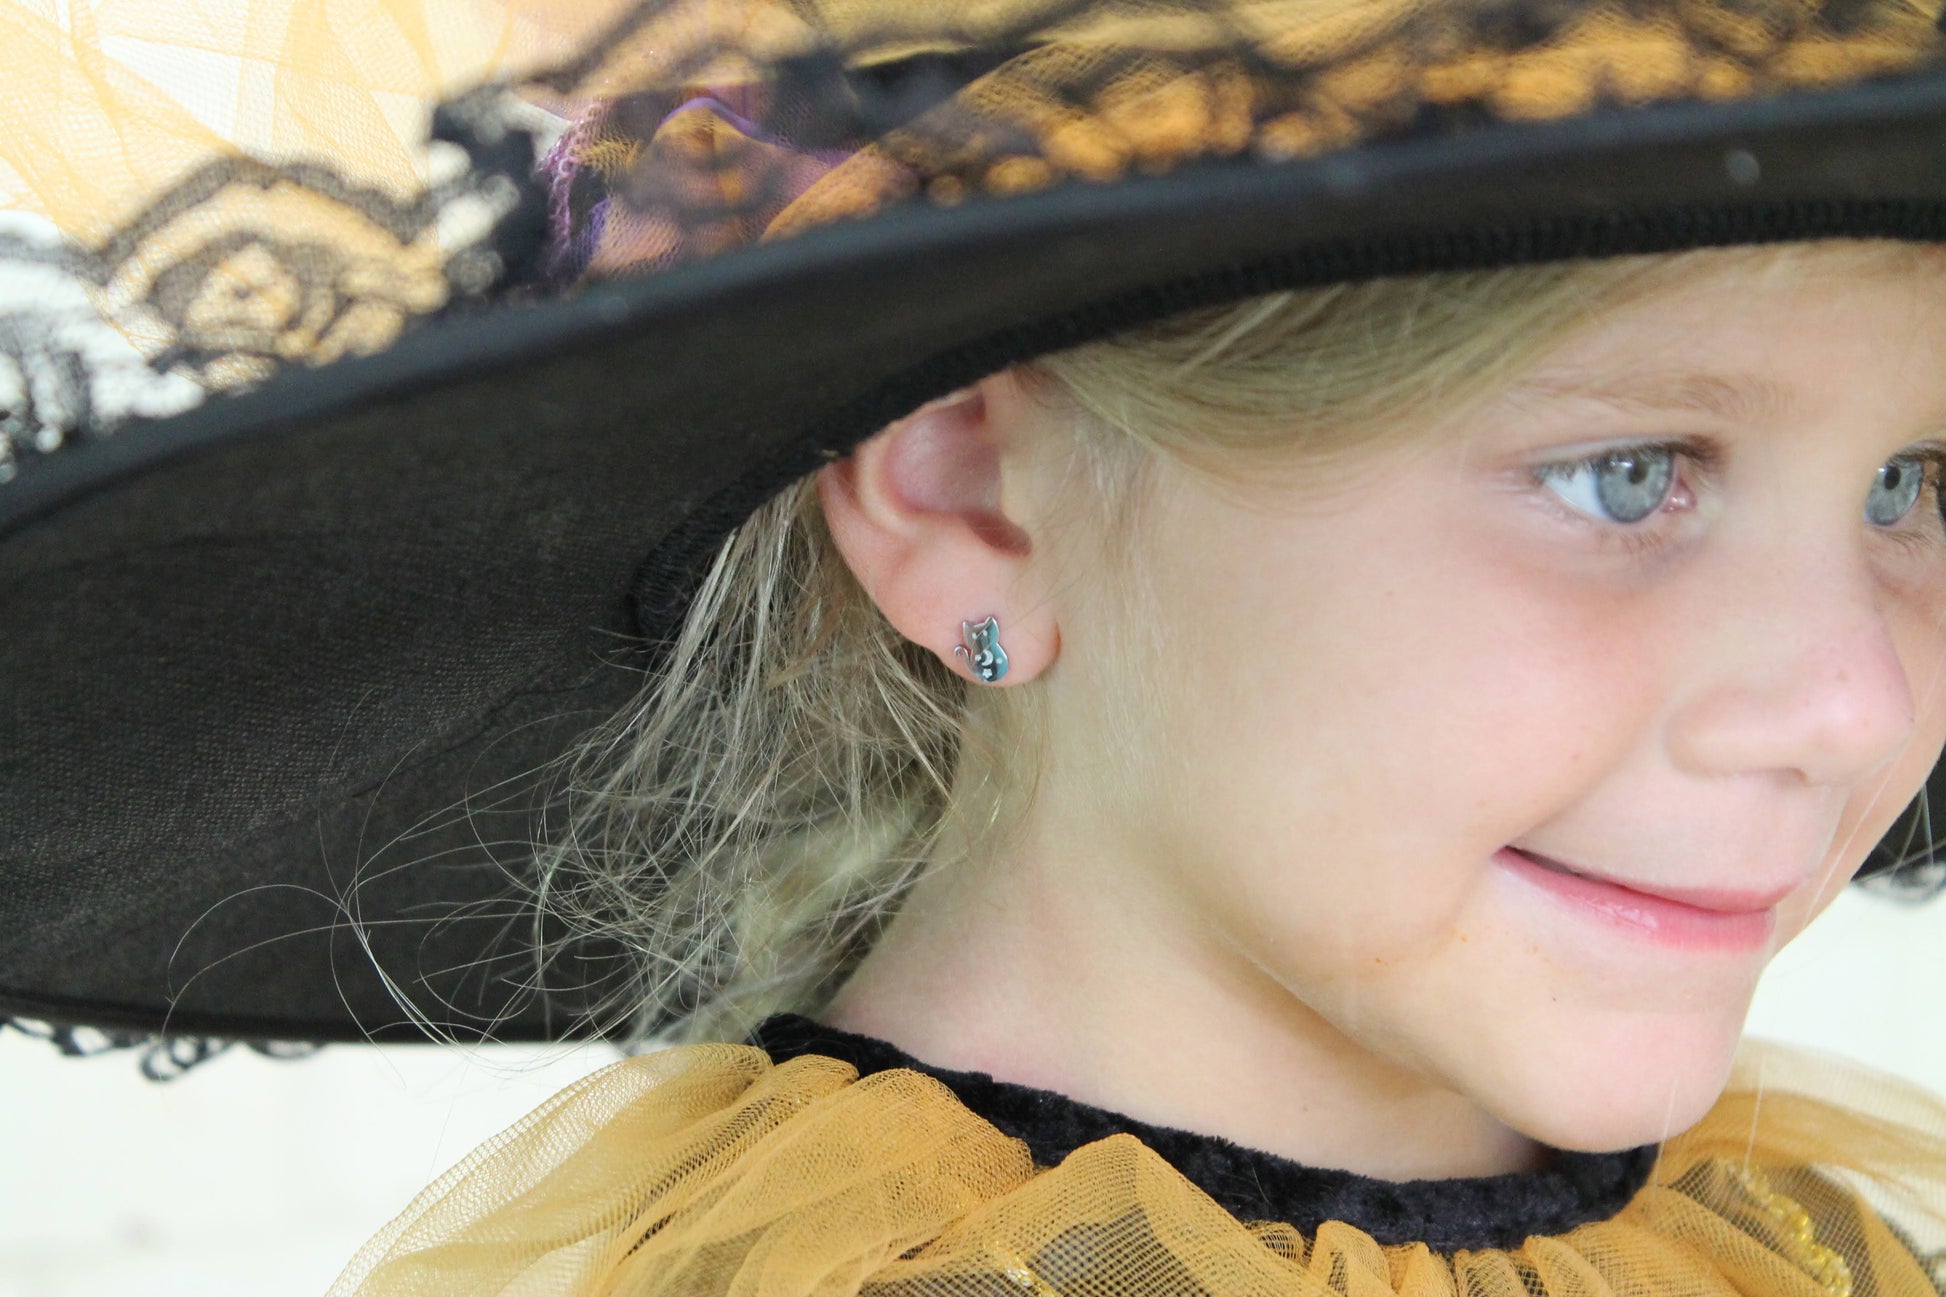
xmin=1501 ymin=368 xmax=1794 ymax=425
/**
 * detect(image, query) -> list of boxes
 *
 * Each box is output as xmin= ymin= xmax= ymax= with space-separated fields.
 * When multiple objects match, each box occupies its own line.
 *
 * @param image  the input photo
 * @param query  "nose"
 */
xmin=1665 ymin=534 xmax=1919 ymax=790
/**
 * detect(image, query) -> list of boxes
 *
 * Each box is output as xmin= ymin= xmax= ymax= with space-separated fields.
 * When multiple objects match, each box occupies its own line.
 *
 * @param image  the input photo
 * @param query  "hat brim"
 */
xmin=7 ymin=69 xmax=1946 ymax=1044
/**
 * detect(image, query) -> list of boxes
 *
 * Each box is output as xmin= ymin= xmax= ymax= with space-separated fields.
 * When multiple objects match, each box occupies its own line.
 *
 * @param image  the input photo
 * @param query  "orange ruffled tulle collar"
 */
xmin=328 ymin=1033 xmax=1946 ymax=1296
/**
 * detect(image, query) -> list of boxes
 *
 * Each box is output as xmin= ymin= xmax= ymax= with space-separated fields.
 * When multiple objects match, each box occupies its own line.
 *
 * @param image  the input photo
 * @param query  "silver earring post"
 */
xmin=952 ymin=614 xmax=1009 ymax=683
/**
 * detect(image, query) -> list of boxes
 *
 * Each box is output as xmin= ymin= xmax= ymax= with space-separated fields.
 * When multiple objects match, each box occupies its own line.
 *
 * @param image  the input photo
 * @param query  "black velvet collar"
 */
xmin=748 ymin=1013 xmax=1659 ymax=1252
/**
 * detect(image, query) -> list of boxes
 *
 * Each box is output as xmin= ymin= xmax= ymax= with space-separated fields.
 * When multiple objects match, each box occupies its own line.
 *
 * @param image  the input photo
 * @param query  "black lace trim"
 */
xmin=749 ymin=1013 xmax=1659 ymax=1251
xmin=1 ymin=1016 xmax=323 ymax=1081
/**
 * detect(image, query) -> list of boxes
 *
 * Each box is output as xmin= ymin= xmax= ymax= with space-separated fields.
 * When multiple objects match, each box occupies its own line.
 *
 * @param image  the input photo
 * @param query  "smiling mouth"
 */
xmin=1504 ymin=846 xmax=1796 ymax=915
xmin=1493 ymin=846 xmax=1783 ymax=951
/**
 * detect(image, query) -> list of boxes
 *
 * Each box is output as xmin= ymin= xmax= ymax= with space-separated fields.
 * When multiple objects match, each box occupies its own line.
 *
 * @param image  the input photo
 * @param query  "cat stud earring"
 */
xmin=953 ymin=615 xmax=1009 ymax=683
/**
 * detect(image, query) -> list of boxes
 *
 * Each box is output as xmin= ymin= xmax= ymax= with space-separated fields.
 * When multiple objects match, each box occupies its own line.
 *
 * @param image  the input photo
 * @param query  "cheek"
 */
xmin=1156 ymin=518 xmax=1666 ymax=967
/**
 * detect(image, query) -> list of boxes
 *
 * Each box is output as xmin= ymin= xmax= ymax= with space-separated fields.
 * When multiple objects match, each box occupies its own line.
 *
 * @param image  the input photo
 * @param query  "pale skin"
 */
xmin=813 ymin=243 xmax=1946 ymax=1180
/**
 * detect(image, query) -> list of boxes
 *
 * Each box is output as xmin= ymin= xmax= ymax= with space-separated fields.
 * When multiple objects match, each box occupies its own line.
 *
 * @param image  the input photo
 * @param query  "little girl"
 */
xmin=336 ymin=23 xmax=1946 ymax=1287
xmin=323 ymin=248 xmax=1946 ymax=1296
xmin=3 ymin=0 xmax=1945 ymax=1292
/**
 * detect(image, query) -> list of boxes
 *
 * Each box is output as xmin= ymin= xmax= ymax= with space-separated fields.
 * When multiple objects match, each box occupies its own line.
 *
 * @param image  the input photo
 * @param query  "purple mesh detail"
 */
xmin=537 ymin=110 xmax=602 ymax=289
xmin=534 ymin=77 xmax=874 ymax=289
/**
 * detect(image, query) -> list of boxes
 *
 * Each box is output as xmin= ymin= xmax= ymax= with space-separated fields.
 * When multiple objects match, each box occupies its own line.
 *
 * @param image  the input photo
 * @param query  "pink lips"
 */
xmin=1493 ymin=847 xmax=1784 ymax=951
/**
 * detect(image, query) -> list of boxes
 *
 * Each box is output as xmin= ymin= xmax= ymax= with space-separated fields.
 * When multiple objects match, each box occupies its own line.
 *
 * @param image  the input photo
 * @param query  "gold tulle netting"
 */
xmin=323 ymin=1037 xmax=1946 ymax=1297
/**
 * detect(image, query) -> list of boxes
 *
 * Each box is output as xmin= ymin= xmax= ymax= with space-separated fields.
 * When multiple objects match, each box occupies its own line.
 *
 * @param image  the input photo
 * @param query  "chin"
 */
xmin=1484 ymin=1014 xmax=1748 ymax=1153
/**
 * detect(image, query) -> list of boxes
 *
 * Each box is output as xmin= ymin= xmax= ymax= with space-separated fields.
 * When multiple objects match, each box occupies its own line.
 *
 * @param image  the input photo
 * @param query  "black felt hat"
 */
xmin=6 ymin=0 xmax=1946 ymax=1051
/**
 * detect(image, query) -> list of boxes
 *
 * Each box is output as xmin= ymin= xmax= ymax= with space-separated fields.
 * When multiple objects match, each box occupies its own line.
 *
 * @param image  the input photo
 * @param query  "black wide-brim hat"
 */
xmin=6 ymin=0 xmax=1946 ymax=1049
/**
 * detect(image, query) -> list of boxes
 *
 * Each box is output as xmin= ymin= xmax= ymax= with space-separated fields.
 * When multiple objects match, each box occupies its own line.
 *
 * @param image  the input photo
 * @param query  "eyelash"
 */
xmin=1528 ymin=436 xmax=1946 ymax=560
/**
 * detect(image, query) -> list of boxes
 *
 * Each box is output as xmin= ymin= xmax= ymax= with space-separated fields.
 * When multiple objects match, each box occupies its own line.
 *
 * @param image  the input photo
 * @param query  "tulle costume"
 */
xmin=308 ymin=1014 xmax=1946 ymax=1296
xmin=2 ymin=0 xmax=1946 ymax=1294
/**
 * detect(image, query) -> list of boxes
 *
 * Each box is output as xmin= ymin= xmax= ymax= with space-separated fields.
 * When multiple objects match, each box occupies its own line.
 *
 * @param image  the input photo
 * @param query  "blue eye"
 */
xmin=1866 ymin=456 xmax=1926 ymax=526
xmin=1535 ymin=446 xmax=1676 ymax=525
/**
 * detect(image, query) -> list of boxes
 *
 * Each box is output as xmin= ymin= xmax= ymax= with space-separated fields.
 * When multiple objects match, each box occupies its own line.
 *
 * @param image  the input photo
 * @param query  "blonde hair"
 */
xmin=522 ymin=239 xmax=1940 ymax=1049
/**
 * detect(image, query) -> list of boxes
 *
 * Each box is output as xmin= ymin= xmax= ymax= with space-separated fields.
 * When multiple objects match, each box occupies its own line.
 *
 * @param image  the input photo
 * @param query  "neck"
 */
xmin=821 ymin=809 xmax=1552 ymax=1181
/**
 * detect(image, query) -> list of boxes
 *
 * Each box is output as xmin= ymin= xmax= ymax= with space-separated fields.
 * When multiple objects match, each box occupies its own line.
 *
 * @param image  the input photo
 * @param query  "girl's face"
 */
xmin=1106 ymin=249 xmax=1946 ymax=1151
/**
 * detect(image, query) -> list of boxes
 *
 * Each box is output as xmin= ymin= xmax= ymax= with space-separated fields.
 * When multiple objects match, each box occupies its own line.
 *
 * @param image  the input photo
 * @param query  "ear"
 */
xmin=814 ymin=371 xmax=1059 ymax=685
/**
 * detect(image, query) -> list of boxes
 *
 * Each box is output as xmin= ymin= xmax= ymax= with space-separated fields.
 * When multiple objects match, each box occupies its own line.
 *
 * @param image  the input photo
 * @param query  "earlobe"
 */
xmin=811 ymin=375 xmax=1058 ymax=687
